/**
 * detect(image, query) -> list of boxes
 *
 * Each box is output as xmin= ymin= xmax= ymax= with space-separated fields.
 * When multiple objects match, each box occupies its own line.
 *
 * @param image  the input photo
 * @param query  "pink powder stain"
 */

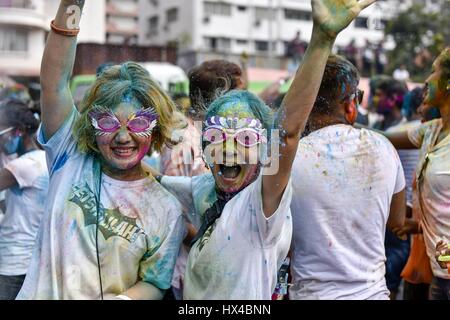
xmin=125 ymin=144 xmax=151 ymax=170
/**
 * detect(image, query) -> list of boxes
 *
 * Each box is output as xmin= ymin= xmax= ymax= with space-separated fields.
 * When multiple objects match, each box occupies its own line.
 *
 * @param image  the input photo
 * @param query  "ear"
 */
xmin=344 ymin=100 xmax=358 ymax=124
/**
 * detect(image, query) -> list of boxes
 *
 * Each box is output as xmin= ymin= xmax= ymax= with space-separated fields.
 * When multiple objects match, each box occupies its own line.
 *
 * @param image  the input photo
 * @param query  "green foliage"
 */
xmin=384 ymin=2 xmax=450 ymax=81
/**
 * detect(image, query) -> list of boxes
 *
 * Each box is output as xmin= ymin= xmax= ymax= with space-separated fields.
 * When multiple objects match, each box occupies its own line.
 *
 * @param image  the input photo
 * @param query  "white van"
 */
xmin=139 ymin=62 xmax=188 ymax=95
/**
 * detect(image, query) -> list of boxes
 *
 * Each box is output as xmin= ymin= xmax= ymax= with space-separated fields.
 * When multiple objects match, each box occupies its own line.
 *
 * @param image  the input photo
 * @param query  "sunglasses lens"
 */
xmin=203 ymin=128 xmax=224 ymax=144
xmin=235 ymin=130 xmax=259 ymax=147
xmin=358 ymin=90 xmax=364 ymax=104
xmin=97 ymin=117 xmax=120 ymax=131
xmin=128 ymin=117 xmax=150 ymax=132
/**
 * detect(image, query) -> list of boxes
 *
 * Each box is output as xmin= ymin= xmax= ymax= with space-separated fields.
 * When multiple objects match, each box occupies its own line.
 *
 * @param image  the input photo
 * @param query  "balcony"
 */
xmin=106 ymin=3 xmax=138 ymax=18
xmin=106 ymin=22 xmax=139 ymax=36
xmin=0 ymin=0 xmax=46 ymax=29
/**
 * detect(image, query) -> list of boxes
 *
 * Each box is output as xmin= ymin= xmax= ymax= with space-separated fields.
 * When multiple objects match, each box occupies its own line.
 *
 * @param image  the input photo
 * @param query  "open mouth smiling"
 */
xmin=219 ymin=164 xmax=242 ymax=181
xmin=111 ymin=146 xmax=138 ymax=158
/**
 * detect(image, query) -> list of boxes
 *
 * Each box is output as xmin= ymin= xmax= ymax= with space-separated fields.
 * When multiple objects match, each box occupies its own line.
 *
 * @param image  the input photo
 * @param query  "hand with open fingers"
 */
xmin=435 ymin=240 xmax=450 ymax=270
xmin=312 ymin=0 xmax=377 ymax=39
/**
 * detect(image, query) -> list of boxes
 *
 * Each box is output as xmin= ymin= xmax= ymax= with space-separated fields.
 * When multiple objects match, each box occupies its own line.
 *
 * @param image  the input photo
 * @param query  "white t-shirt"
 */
xmin=17 ymin=108 xmax=184 ymax=300
xmin=408 ymin=119 xmax=450 ymax=279
xmin=0 ymin=150 xmax=48 ymax=276
xmin=290 ymin=125 xmax=405 ymax=300
xmin=393 ymin=69 xmax=410 ymax=82
xmin=0 ymin=153 xmax=17 ymax=217
xmin=161 ymin=174 xmax=293 ymax=300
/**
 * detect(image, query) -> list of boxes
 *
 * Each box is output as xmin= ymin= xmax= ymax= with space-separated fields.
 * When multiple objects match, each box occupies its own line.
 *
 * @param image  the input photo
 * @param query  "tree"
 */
xmin=384 ymin=2 xmax=450 ymax=82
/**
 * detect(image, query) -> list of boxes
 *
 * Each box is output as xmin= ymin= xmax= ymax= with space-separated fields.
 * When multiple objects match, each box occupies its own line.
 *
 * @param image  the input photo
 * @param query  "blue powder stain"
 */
xmin=341 ymin=82 xmax=347 ymax=96
xmin=326 ymin=144 xmax=333 ymax=159
xmin=51 ymin=151 xmax=68 ymax=175
xmin=10 ymin=186 xmax=23 ymax=196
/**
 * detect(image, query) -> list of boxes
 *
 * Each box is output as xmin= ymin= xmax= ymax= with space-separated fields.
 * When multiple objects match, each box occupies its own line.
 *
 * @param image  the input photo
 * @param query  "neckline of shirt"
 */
xmin=101 ymin=172 xmax=155 ymax=188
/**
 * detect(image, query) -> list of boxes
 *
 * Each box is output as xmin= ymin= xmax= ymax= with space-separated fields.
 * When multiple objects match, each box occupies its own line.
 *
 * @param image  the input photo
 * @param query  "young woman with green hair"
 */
xmin=159 ymin=0 xmax=378 ymax=299
xmin=17 ymin=0 xmax=185 ymax=300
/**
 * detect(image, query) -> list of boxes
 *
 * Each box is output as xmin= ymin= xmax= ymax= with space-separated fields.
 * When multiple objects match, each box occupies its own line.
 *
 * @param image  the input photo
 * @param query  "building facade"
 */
xmin=0 ymin=0 xmax=49 ymax=76
xmin=139 ymin=0 xmax=445 ymax=71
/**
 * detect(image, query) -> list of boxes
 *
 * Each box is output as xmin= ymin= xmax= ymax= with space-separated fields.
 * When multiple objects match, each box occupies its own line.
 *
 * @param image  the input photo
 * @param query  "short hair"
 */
xmin=188 ymin=60 xmax=243 ymax=117
xmin=0 ymin=84 xmax=32 ymax=106
xmin=204 ymin=90 xmax=274 ymax=150
xmin=205 ymin=90 xmax=273 ymax=130
xmin=96 ymin=62 xmax=115 ymax=78
xmin=402 ymin=86 xmax=423 ymax=120
xmin=311 ymin=55 xmax=359 ymax=116
xmin=73 ymin=61 xmax=185 ymax=154
xmin=437 ymin=47 xmax=450 ymax=83
xmin=377 ymin=78 xmax=408 ymax=108
xmin=0 ymin=98 xmax=39 ymax=135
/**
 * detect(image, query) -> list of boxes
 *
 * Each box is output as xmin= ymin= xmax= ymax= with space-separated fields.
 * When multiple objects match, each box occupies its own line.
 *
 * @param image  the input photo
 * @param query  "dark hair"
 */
xmin=402 ymin=87 xmax=423 ymax=120
xmin=0 ymin=99 xmax=40 ymax=135
xmin=311 ymin=55 xmax=359 ymax=116
xmin=0 ymin=84 xmax=32 ymax=106
xmin=438 ymin=47 xmax=450 ymax=84
xmin=377 ymin=78 xmax=408 ymax=106
xmin=188 ymin=60 xmax=243 ymax=116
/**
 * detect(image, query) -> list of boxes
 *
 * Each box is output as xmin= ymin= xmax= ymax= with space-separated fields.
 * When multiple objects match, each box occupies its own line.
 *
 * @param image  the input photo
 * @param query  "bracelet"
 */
xmin=115 ymin=294 xmax=132 ymax=300
xmin=50 ymin=20 xmax=80 ymax=37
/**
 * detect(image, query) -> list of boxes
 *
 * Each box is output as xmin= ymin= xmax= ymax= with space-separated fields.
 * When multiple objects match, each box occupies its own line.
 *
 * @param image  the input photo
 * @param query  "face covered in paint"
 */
xmin=89 ymin=98 xmax=157 ymax=174
xmin=424 ymin=55 xmax=448 ymax=109
xmin=202 ymin=103 xmax=267 ymax=194
xmin=372 ymin=88 xmax=395 ymax=115
xmin=0 ymin=118 xmax=21 ymax=156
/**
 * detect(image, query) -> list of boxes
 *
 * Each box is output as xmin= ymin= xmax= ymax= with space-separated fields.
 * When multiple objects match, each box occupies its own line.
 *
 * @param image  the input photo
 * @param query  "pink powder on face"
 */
xmin=125 ymin=143 xmax=151 ymax=170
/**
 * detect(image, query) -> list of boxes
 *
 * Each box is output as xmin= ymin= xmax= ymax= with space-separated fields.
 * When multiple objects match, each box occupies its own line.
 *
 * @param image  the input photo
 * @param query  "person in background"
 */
xmin=289 ymin=55 xmax=406 ymax=300
xmin=383 ymin=87 xmax=423 ymax=299
xmin=381 ymin=47 xmax=450 ymax=300
xmin=0 ymin=99 xmax=48 ymax=300
xmin=372 ymin=78 xmax=408 ymax=131
xmin=393 ymin=64 xmax=411 ymax=83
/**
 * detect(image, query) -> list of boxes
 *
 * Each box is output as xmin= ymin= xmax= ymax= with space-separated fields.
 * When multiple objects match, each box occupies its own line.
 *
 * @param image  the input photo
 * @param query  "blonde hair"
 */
xmin=73 ymin=61 xmax=186 ymax=154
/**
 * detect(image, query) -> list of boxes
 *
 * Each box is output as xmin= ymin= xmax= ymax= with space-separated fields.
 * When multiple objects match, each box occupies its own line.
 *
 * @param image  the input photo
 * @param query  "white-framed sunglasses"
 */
xmin=0 ymin=127 xmax=14 ymax=137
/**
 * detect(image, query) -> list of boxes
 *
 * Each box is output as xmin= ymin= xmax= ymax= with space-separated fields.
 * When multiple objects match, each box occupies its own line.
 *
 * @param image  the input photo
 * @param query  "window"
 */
xmin=166 ymin=8 xmax=178 ymax=23
xmin=204 ymin=1 xmax=231 ymax=16
xmin=255 ymin=40 xmax=269 ymax=52
xmin=0 ymin=0 xmax=34 ymax=9
xmin=0 ymin=27 xmax=27 ymax=52
xmin=237 ymin=5 xmax=247 ymax=11
xmin=255 ymin=7 xmax=271 ymax=20
xmin=284 ymin=9 xmax=311 ymax=21
xmin=204 ymin=37 xmax=231 ymax=51
xmin=148 ymin=16 xmax=159 ymax=36
xmin=236 ymin=39 xmax=248 ymax=45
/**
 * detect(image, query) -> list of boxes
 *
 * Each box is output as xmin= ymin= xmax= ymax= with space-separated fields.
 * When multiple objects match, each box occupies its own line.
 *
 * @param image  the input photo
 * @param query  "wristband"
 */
xmin=50 ymin=20 xmax=80 ymax=37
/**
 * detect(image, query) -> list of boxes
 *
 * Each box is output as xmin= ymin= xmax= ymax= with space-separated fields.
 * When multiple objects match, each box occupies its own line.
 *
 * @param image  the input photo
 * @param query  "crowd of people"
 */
xmin=0 ymin=0 xmax=449 ymax=300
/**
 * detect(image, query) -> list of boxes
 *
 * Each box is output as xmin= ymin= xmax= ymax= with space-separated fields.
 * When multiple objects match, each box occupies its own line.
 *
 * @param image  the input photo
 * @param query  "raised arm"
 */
xmin=41 ymin=0 xmax=85 ymax=139
xmin=262 ymin=0 xmax=377 ymax=216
